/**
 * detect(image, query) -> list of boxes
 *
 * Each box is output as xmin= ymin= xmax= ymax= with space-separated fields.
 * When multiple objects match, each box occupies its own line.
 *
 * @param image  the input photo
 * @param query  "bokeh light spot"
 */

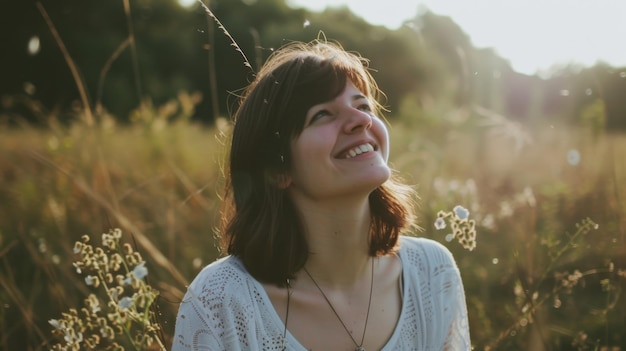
xmin=567 ymin=149 xmax=580 ymax=166
xmin=28 ymin=36 xmax=40 ymax=55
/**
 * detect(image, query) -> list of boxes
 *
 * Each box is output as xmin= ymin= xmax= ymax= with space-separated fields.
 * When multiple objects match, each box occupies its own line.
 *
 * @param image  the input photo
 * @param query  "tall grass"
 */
xmin=390 ymin=112 xmax=626 ymax=350
xmin=0 ymin=94 xmax=226 ymax=349
xmin=1 ymin=99 xmax=625 ymax=349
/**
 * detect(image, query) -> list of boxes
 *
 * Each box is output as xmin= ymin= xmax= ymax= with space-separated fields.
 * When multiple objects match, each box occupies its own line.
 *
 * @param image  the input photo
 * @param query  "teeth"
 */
xmin=345 ymin=143 xmax=374 ymax=158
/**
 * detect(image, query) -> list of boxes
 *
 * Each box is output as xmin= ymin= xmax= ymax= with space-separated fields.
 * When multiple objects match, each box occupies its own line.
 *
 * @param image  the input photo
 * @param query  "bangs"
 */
xmin=278 ymin=54 xmax=373 ymax=139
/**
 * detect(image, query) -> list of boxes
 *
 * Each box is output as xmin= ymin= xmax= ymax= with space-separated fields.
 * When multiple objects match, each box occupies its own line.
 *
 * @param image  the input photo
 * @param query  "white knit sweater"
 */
xmin=172 ymin=236 xmax=471 ymax=350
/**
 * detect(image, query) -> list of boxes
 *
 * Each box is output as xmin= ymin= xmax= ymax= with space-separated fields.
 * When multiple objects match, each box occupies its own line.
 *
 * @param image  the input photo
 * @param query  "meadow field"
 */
xmin=1 ymin=98 xmax=625 ymax=350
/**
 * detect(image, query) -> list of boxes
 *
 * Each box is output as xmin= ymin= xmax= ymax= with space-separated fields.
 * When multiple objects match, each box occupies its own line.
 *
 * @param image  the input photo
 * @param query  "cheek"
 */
xmin=293 ymin=130 xmax=335 ymax=157
xmin=288 ymin=135 xmax=324 ymax=175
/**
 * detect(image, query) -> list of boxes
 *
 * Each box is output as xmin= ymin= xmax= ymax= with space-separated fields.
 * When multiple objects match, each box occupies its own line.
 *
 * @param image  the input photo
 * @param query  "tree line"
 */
xmin=1 ymin=0 xmax=625 ymax=129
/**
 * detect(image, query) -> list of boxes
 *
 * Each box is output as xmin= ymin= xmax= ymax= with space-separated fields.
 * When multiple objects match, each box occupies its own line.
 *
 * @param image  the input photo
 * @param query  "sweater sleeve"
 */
xmin=439 ymin=253 xmax=471 ymax=350
xmin=171 ymin=288 xmax=225 ymax=351
xmin=427 ymin=240 xmax=471 ymax=351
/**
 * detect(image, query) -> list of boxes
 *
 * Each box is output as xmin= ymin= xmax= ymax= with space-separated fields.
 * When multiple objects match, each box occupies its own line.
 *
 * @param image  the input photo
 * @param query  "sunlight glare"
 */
xmin=288 ymin=0 xmax=626 ymax=75
xmin=178 ymin=0 xmax=196 ymax=7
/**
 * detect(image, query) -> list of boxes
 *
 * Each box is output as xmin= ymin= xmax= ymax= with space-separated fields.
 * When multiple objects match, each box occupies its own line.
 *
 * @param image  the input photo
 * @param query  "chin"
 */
xmin=360 ymin=168 xmax=392 ymax=192
xmin=373 ymin=165 xmax=392 ymax=182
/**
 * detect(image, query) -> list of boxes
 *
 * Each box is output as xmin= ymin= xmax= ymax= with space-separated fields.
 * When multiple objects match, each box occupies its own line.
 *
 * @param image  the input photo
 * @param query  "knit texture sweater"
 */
xmin=172 ymin=236 xmax=471 ymax=350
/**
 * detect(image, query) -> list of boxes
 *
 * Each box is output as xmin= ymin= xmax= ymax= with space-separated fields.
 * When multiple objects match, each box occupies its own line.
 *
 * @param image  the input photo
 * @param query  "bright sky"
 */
xmin=286 ymin=0 xmax=626 ymax=75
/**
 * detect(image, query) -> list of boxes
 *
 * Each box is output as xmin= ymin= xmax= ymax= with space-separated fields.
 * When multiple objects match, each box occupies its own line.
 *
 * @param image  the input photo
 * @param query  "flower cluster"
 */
xmin=556 ymin=269 xmax=584 ymax=291
xmin=434 ymin=205 xmax=477 ymax=251
xmin=49 ymin=228 xmax=165 ymax=351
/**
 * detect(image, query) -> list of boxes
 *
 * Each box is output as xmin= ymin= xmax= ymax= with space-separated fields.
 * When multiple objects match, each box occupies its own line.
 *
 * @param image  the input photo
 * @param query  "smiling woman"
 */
xmin=172 ymin=39 xmax=471 ymax=351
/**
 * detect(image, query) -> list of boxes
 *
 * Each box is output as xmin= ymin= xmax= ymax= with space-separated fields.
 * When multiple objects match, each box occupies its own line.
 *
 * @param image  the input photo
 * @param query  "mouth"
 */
xmin=337 ymin=143 xmax=376 ymax=159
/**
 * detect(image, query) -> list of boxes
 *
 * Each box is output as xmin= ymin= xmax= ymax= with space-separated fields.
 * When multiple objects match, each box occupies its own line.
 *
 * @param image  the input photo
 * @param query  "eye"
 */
xmin=308 ymin=109 xmax=331 ymax=125
xmin=357 ymin=103 xmax=373 ymax=113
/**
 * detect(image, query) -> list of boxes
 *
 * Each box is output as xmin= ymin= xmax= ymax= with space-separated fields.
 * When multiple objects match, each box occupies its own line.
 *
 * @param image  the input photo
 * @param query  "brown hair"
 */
xmin=219 ymin=40 xmax=415 ymax=286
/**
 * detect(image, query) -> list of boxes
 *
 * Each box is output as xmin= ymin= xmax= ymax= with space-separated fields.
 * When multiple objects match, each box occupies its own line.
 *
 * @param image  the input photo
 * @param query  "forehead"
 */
xmin=291 ymin=54 xmax=372 ymax=103
xmin=316 ymin=79 xmax=368 ymax=106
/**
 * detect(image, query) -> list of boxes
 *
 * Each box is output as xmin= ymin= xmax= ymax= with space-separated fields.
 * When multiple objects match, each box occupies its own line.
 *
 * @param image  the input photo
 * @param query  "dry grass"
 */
xmin=0 ymin=103 xmax=625 ymax=349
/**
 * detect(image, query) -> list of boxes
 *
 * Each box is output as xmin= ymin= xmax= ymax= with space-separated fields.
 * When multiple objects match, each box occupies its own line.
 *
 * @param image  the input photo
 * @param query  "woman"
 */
xmin=173 ymin=39 xmax=470 ymax=351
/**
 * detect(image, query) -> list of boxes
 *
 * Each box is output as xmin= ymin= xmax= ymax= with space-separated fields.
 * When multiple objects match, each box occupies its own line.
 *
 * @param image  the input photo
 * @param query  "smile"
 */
xmin=343 ymin=143 xmax=375 ymax=159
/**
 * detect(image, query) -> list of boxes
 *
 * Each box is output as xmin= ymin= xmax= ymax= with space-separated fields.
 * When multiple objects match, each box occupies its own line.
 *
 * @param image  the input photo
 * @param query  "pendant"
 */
xmin=355 ymin=347 xmax=365 ymax=351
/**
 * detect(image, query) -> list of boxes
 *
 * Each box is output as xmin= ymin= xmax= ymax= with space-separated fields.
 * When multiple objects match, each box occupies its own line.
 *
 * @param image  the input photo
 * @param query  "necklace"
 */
xmin=282 ymin=279 xmax=291 ymax=351
xmin=303 ymin=258 xmax=374 ymax=351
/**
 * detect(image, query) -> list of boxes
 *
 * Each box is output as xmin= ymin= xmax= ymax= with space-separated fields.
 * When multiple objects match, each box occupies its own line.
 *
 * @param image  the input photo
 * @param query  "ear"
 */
xmin=275 ymin=173 xmax=292 ymax=189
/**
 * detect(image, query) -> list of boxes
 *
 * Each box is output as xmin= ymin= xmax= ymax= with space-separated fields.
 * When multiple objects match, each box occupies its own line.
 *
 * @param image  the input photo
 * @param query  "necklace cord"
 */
xmin=303 ymin=258 xmax=374 ymax=349
xmin=283 ymin=279 xmax=291 ymax=350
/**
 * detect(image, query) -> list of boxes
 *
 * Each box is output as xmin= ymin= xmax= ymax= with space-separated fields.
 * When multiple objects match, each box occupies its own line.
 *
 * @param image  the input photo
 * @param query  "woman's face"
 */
xmin=282 ymin=79 xmax=391 ymax=202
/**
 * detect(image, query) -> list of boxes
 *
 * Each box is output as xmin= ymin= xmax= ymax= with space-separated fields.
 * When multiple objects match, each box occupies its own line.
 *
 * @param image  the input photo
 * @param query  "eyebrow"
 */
xmin=352 ymin=94 xmax=368 ymax=101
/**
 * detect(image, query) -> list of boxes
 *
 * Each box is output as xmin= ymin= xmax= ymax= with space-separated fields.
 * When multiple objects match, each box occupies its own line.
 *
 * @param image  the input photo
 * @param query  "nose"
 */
xmin=343 ymin=107 xmax=373 ymax=134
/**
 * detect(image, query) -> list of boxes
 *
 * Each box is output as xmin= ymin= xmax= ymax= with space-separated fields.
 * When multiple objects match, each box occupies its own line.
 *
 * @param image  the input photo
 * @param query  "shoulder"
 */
xmin=395 ymin=237 xmax=470 ymax=349
xmin=173 ymin=256 xmax=258 ymax=350
xmin=181 ymin=255 xmax=254 ymax=312
xmin=398 ymin=235 xmax=459 ymax=273
xmin=399 ymin=235 xmax=454 ymax=258
xmin=188 ymin=255 xmax=250 ymax=293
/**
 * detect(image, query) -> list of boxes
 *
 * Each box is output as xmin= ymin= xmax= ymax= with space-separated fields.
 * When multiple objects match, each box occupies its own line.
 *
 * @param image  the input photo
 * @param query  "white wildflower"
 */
xmin=49 ymin=319 xmax=62 ymax=330
xmin=85 ymin=275 xmax=97 ymax=286
xmin=118 ymin=296 xmax=133 ymax=310
xmin=453 ymin=205 xmax=469 ymax=220
xmin=132 ymin=261 xmax=148 ymax=280
xmin=434 ymin=217 xmax=446 ymax=230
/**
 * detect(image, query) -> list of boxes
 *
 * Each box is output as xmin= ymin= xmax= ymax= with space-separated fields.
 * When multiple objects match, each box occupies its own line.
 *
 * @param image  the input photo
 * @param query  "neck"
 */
xmin=294 ymin=197 xmax=373 ymax=288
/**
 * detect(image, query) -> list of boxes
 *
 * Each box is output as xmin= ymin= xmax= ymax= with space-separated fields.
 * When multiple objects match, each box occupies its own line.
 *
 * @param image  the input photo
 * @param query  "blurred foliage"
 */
xmin=0 ymin=91 xmax=225 ymax=348
xmin=2 ymin=0 xmax=626 ymax=129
